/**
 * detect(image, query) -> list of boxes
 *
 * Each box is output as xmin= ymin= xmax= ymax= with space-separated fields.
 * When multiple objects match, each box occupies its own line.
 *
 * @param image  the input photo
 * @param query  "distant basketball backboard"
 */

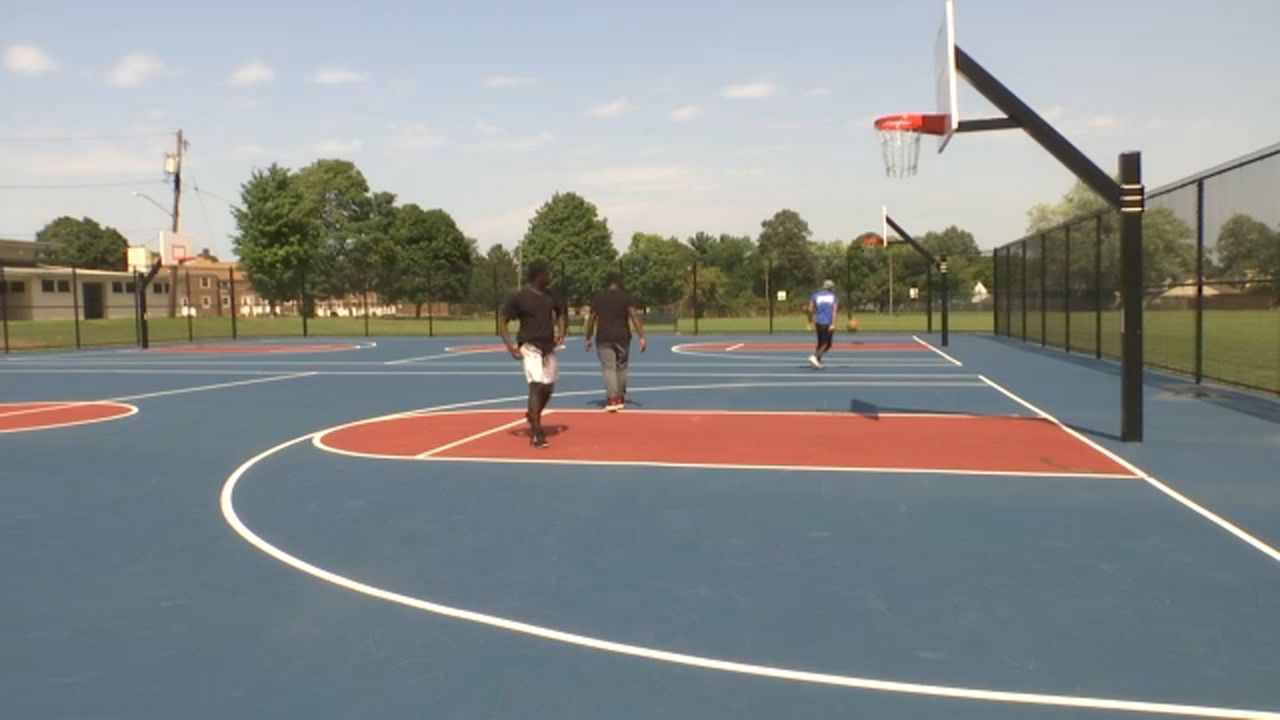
xmin=127 ymin=246 xmax=155 ymax=273
xmin=935 ymin=0 xmax=959 ymax=151
xmin=159 ymin=231 xmax=192 ymax=265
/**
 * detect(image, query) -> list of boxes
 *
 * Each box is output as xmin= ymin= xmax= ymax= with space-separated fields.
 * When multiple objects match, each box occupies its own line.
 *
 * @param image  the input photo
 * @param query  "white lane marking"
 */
xmin=108 ymin=372 xmax=319 ymax=402
xmin=416 ymin=415 xmax=541 ymax=458
xmin=0 ymin=402 xmax=138 ymax=434
xmin=384 ymin=351 xmax=459 ymax=366
xmin=726 ymin=343 xmax=745 ymax=352
xmin=0 ymin=402 xmax=84 ymax=419
xmin=979 ymin=375 xmax=1280 ymax=565
xmin=222 ymin=389 xmax=1278 ymax=719
xmin=912 ymin=336 xmax=964 ymax=366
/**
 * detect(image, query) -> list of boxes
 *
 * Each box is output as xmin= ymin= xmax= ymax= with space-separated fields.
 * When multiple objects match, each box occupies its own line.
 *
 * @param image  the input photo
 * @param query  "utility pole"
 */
xmin=165 ymin=129 xmax=187 ymax=317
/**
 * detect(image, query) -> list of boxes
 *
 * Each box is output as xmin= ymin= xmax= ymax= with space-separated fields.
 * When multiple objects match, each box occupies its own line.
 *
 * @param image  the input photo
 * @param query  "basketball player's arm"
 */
xmin=554 ymin=303 xmax=567 ymax=346
xmin=628 ymin=306 xmax=648 ymax=352
xmin=498 ymin=306 xmax=521 ymax=359
xmin=831 ymin=302 xmax=840 ymax=329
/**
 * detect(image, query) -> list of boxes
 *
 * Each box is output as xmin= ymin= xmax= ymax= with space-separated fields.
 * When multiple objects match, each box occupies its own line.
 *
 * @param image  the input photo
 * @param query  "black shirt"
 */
xmin=590 ymin=287 xmax=632 ymax=345
xmin=503 ymin=287 xmax=561 ymax=353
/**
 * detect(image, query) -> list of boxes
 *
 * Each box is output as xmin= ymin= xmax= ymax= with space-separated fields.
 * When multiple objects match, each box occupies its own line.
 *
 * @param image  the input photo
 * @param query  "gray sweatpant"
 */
xmin=597 ymin=342 xmax=630 ymax=398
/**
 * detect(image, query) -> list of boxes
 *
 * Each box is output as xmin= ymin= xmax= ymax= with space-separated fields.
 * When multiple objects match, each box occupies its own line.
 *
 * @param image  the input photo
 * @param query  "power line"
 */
xmin=0 ymin=131 xmax=173 ymax=143
xmin=0 ymin=179 xmax=168 ymax=190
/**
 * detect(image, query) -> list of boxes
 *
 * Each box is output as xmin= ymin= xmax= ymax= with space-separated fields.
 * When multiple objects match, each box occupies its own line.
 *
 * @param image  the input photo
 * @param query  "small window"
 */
xmin=199 ymin=277 xmax=211 ymax=289
xmin=9 ymin=281 xmax=25 ymax=293
xmin=112 ymin=281 xmax=124 ymax=293
xmin=242 ymin=296 xmax=252 ymax=306
xmin=153 ymin=283 xmax=165 ymax=295
xmin=41 ymin=279 xmax=55 ymax=292
xmin=125 ymin=281 xmax=136 ymax=293
xmin=201 ymin=296 xmax=211 ymax=309
xmin=58 ymin=280 xmax=72 ymax=293
xmin=181 ymin=297 xmax=190 ymax=307
xmin=221 ymin=296 xmax=231 ymax=307
xmin=219 ymin=280 xmax=230 ymax=290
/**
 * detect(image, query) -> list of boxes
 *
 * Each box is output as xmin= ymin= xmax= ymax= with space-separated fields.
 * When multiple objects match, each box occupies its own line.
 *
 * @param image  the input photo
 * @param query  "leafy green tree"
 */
xmin=1214 ymin=214 xmax=1277 ymax=279
xmin=35 ymin=216 xmax=129 ymax=270
xmin=757 ymin=209 xmax=817 ymax=297
xmin=688 ymin=232 xmax=757 ymax=306
xmin=467 ymin=243 xmax=519 ymax=305
xmin=295 ymin=159 xmax=373 ymax=300
xmin=845 ymin=237 xmax=887 ymax=311
xmin=232 ymin=164 xmax=318 ymax=313
xmin=351 ymin=191 xmax=398 ymax=303
xmin=385 ymin=204 xmax=473 ymax=316
xmin=521 ymin=192 xmax=616 ymax=305
xmin=1027 ymin=179 xmax=1194 ymax=286
xmin=621 ymin=233 xmax=690 ymax=308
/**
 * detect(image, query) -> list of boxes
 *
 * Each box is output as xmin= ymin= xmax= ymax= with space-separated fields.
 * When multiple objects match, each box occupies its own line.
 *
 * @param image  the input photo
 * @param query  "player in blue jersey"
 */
xmin=808 ymin=280 xmax=839 ymax=369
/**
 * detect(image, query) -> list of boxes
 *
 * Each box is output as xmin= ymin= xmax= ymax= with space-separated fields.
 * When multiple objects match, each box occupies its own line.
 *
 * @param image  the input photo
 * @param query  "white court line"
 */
xmin=384 ymin=351 xmax=459 ymax=366
xmin=913 ymin=336 xmax=963 ymax=367
xmin=0 ymin=402 xmax=82 ymax=419
xmin=0 ymin=402 xmax=138 ymax=434
xmin=979 ymin=375 xmax=1280 ymax=565
xmin=725 ymin=343 xmax=745 ymax=352
xmin=223 ymin=384 xmax=1277 ymax=719
xmin=416 ymin=415 xmax=543 ymax=458
xmin=108 ymin=372 xmax=319 ymax=402
xmin=0 ymin=368 xmax=979 ymax=379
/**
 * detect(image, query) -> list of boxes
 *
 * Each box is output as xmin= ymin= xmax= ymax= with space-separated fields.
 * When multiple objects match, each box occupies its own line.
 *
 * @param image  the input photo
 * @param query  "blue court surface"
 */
xmin=2 ymin=334 xmax=1277 ymax=719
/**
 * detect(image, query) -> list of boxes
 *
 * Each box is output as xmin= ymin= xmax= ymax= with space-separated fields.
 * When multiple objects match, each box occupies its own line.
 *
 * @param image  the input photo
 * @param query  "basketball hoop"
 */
xmin=874 ymin=114 xmax=948 ymax=178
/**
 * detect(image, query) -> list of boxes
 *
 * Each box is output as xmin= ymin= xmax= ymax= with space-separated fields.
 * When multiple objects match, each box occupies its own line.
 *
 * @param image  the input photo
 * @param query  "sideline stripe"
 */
xmin=0 ymin=402 xmax=138 ymax=434
xmin=980 ymin=375 xmax=1280 ymax=565
xmin=913 ymin=336 xmax=963 ymax=366
xmin=416 ymin=415 xmax=540 ymax=458
xmin=0 ymin=402 xmax=84 ymax=419
xmin=384 ymin=351 xmax=458 ymax=366
xmin=108 ymin=372 xmax=318 ymax=402
xmin=726 ymin=343 xmax=745 ymax=352
xmin=222 ymin=385 xmax=1280 ymax=719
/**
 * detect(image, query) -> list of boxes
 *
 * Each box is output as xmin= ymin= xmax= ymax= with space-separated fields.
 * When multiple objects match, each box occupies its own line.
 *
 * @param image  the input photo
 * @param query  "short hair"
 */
xmin=526 ymin=260 xmax=550 ymax=283
xmin=605 ymin=272 xmax=623 ymax=287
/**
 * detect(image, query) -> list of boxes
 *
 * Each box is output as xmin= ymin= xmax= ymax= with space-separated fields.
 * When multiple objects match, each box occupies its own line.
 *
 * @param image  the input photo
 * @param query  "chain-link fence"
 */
xmin=994 ymin=143 xmax=1280 ymax=394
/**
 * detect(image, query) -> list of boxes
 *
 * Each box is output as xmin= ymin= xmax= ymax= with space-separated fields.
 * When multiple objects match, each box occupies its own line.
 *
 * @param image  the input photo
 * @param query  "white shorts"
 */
xmin=521 ymin=344 xmax=559 ymax=385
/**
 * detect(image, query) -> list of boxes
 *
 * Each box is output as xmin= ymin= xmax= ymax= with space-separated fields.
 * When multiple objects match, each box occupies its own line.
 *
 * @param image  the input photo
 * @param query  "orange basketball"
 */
xmin=846 ymin=318 xmax=860 ymax=333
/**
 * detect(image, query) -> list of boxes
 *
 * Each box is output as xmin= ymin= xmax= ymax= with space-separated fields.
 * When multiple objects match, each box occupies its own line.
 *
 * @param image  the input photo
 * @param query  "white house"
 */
xmin=0 ymin=266 xmax=171 ymax=321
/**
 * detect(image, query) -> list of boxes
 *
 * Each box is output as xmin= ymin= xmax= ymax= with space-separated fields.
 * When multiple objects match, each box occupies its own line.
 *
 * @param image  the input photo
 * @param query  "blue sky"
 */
xmin=2 ymin=0 xmax=1278 ymax=258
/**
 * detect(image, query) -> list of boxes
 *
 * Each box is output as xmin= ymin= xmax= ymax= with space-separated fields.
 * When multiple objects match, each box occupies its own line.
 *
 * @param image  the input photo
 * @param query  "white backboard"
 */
xmin=935 ymin=0 xmax=959 ymax=152
xmin=159 ymin=231 xmax=192 ymax=265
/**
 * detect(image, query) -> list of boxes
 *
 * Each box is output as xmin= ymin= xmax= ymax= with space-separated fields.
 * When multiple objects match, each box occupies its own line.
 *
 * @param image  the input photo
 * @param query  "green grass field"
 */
xmin=4 ymin=309 xmax=1275 ymax=393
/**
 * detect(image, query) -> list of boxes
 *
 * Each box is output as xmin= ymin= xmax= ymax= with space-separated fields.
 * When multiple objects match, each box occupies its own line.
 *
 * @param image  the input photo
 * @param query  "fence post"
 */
xmin=767 ymin=259 xmax=774 ymax=335
xmin=1039 ymin=234 xmax=1047 ymax=347
xmin=492 ymin=263 xmax=500 ymax=335
xmin=1020 ymin=240 xmax=1028 ymax=341
xmin=133 ymin=270 xmax=142 ymax=347
xmin=845 ymin=252 xmax=852 ymax=320
xmin=363 ymin=287 xmax=370 ymax=337
xmin=1194 ymin=180 xmax=1205 ymax=384
xmin=692 ymin=260 xmax=699 ymax=336
xmin=427 ymin=273 xmax=435 ymax=338
xmin=940 ymin=254 xmax=950 ymax=347
xmin=228 ymin=267 xmax=238 ymax=340
xmin=300 ymin=266 xmax=309 ymax=338
xmin=1064 ymin=225 xmax=1072 ymax=353
xmin=991 ymin=250 xmax=999 ymax=335
xmin=1005 ymin=248 xmax=1013 ymax=337
xmin=1094 ymin=214 xmax=1103 ymax=360
xmin=138 ymin=272 xmax=151 ymax=350
xmin=0 ymin=264 xmax=9 ymax=354
xmin=1118 ymin=151 xmax=1145 ymax=442
xmin=70 ymin=266 xmax=82 ymax=349
xmin=926 ymin=263 xmax=934 ymax=333
xmin=185 ymin=268 xmax=194 ymax=342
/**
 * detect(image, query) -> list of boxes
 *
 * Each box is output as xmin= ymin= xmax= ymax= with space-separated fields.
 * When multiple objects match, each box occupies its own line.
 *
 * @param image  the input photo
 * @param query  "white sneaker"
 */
xmin=808 ymin=355 xmax=821 ymax=369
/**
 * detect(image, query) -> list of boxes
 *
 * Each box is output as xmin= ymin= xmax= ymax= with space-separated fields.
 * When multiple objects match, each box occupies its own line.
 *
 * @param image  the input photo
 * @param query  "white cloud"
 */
xmin=27 ymin=148 xmax=159 ymax=177
xmin=4 ymin=45 xmax=57 ymax=75
xmin=311 ymin=67 xmax=368 ymax=85
xmin=1043 ymin=105 xmax=1067 ymax=122
xmin=107 ymin=53 xmax=165 ymax=88
xmin=806 ymin=87 xmax=831 ymax=97
xmin=1087 ymin=115 xmax=1119 ymax=128
xmin=670 ymin=105 xmax=703 ymax=122
xmin=474 ymin=131 xmax=555 ymax=152
xmin=312 ymin=138 xmax=363 ymax=155
xmin=580 ymin=164 xmax=693 ymax=191
xmin=486 ymin=75 xmax=536 ymax=88
xmin=388 ymin=124 xmax=447 ymax=152
xmin=588 ymin=97 xmax=631 ymax=117
xmin=475 ymin=121 xmax=500 ymax=136
xmin=234 ymin=144 xmax=269 ymax=158
xmin=721 ymin=82 xmax=778 ymax=99
xmin=229 ymin=60 xmax=274 ymax=86
xmin=465 ymin=204 xmax=541 ymax=242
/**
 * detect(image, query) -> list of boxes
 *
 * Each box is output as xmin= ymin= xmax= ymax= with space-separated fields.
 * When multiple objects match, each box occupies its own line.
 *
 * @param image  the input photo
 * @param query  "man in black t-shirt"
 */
xmin=500 ymin=261 xmax=566 ymax=448
xmin=585 ymin=272 xmax=646 ymax=412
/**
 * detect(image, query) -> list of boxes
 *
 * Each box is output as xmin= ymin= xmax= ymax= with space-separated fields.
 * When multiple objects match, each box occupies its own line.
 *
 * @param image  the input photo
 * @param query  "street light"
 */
xmin=131 ymin=191 xmax=173 ymax=220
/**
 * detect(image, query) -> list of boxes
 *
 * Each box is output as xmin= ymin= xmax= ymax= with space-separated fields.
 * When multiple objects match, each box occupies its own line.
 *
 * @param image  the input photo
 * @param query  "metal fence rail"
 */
xmin=993 ymin=143 xmax=1280 ymax=394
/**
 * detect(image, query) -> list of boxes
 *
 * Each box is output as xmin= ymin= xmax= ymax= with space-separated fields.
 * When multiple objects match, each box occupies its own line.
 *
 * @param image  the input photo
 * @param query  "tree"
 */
xmin=521 ymin=192 xmax=616 ymax=306
xmin=622 ymin=233 xmax=690 ymax=309
xmin=1215 ymin=214 xmax=1277 ymax=280
xmin=197 ymin=248 xmax=220 ymax=262
xmin=35 ymin=216 xmax=129 ymax=270
xmin=688 ymin=232 xmax=757 ymax=307
xmin=468 ymin=243 xmax=519 ymax=305
xmin=295 ymin=159 xmax=373 ymax=300
xmin=1027 ymin=179 xmax=1194 ymax=286
xmin=232 ymin=164 xmax=318 ymax=313
xmin=385 ymin=204 xmax=473 ymax=317
xmin=757 ymin=209 xmax=817 ymax=297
